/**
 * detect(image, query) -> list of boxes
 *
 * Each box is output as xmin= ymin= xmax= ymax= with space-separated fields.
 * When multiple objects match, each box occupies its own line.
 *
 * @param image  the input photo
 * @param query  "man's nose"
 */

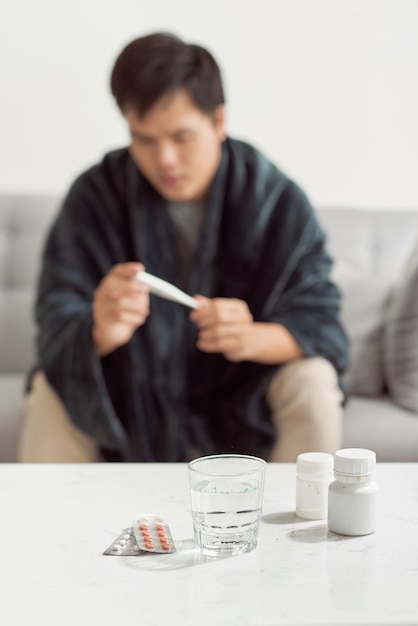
xmin=155 ymin=142 xmax=180 ymax=168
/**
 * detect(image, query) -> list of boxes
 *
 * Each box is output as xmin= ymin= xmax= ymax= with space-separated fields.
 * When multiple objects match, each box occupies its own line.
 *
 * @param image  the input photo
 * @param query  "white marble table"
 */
xmin=1 ymin=463 xmax=418 ymax=626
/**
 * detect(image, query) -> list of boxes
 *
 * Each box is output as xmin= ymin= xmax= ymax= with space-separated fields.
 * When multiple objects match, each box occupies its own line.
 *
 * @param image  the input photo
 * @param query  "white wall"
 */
xmin=0 ymin=0 xmax=417 ymax=209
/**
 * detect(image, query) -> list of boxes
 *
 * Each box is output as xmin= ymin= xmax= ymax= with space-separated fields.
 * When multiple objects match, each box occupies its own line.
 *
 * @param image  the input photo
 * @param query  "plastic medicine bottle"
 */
xmin=296 ymin=452 xmax=334 ymax=520
xmin=328 ymin=448 xmax=379 ymax=536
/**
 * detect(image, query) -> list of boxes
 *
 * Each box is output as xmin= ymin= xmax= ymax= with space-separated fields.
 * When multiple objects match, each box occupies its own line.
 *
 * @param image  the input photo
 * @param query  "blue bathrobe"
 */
xmin=34 ymin=138 xmax=348 ymax=461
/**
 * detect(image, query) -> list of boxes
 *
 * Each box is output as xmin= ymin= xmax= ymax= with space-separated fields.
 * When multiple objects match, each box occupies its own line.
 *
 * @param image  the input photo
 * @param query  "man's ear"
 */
xmin=214 ymin=104 xmax=227 ymax=141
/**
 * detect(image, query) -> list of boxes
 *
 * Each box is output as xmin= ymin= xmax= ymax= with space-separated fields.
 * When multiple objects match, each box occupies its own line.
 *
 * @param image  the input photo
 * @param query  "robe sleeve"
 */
xmin=218 ymin=140 xmax=348 ymax=377
xmin=258 ymin=181 xmax=349 ymax=375
xmin=34 ymin=170 xmax=129 ymax=453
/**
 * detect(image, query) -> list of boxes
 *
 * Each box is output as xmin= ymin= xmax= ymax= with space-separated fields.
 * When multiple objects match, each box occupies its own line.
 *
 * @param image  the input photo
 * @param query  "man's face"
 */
xmin=125 ymin=91 xmax=226 ymax=203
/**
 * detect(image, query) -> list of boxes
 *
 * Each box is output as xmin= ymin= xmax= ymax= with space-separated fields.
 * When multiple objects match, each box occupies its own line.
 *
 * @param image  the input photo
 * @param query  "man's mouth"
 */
xmin=160 ymin=174 xmax=184 ymax=187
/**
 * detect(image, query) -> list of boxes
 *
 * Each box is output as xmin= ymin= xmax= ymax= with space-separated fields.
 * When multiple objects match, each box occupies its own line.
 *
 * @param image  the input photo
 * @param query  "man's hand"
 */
xmin=190 ymin=296 xmax=254 ymax=362
xmin=190 ymin=295 xmax=304 ymax=364
xmin=92 ymin=262 xmax=150 ymax=357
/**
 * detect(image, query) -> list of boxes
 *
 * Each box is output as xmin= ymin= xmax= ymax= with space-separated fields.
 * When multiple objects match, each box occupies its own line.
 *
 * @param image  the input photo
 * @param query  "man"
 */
xmin=19 ymin=32 xmax=348 ymax=463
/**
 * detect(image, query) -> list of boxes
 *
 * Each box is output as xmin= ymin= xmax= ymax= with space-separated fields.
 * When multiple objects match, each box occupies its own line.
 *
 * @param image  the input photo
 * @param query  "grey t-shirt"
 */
xmin=166 ymin=201 xmax=206 ymax=289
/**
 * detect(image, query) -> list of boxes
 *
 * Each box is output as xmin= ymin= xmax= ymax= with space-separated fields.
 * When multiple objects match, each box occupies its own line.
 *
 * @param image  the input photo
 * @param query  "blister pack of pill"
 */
xmin=103 ymin=527 xmax=143 ymax=556
xmin=103 ymin=514 xmax=176 ymax=555
xmin=132 ymin=514 xmax=176 ymax=553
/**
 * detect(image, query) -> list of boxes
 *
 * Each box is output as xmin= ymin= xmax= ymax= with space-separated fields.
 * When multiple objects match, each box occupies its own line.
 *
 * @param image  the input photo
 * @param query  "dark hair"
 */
xmin=110 ymin=32 xmax=225 ymax=117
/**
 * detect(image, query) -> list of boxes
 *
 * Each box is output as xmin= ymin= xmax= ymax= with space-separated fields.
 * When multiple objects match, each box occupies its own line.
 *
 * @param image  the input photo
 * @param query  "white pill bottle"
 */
xmin=296 ymin=452 xmax=334 ymax=520
xmin=328 ymin=448 xmax=379 ymax=536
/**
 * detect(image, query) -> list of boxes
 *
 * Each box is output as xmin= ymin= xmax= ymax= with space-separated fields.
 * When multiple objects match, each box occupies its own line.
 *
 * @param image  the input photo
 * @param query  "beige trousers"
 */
xmin=18 ymin=357 xmax=343 ymax=463
xmin=266 ymin=356 xmax=343 ymax=461
xmin=18 ymin=372 xmax=101 ymax=463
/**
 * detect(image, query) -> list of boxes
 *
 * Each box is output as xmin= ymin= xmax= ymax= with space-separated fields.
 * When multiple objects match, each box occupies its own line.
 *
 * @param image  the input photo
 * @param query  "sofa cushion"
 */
xmin=0 ymin=374 xmax=26 ymax=462
xmin=331 ymin=263 xmax=391 ymax=397
xmin=343 ymin=395 xmax=418 ymax=461
xmin=0 ymin=195 xmax=59 ymax=374
xmin=383 ymin=241 xmax=418 ymax=413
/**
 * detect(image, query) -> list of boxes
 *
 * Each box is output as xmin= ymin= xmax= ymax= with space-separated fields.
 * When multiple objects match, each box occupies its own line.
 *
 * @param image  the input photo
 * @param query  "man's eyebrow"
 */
xmin=172 ymin=128 xmax=195 ymax=137
xmin=130 ymin=127 xmax=196 ymax=141
xmin=130 ymin=129 xmax=153 ymax=140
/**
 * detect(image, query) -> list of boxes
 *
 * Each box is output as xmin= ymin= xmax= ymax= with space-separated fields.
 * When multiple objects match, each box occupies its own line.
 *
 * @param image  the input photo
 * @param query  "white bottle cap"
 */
xmin=334 ymin=448 xmax=376 ymax=477
xmin=297 ymin=452 xmax=334 ymax=477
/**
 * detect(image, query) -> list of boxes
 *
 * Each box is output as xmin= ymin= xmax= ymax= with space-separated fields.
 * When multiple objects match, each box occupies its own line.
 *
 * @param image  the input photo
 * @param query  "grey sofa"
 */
xmin=1 ymin=194 xmax=418 ymax=462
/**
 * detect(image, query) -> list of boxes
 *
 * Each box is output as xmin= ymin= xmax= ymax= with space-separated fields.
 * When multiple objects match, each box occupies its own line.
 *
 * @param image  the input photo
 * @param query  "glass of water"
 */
xmin=188 ymin=454 xmax=267 ymax=557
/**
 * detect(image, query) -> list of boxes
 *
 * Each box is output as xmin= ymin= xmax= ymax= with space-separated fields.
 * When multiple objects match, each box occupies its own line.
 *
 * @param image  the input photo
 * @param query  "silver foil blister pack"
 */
xmin=103 ymin=527 xmax=142 ymax=556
